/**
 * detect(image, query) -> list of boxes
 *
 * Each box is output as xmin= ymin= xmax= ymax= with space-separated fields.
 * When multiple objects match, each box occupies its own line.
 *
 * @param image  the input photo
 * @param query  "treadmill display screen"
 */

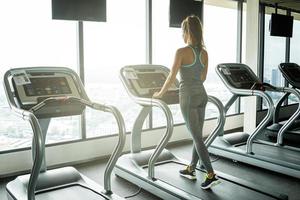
xmin=226 ymin=69 xmax=256 ymax=89
xmin=23 ymin=77 xmax=72 ymax=96
xmin=230 ymin=69 xmax=255 ymax=83
xmin=136 ymin=73 xmax=166 ymax=89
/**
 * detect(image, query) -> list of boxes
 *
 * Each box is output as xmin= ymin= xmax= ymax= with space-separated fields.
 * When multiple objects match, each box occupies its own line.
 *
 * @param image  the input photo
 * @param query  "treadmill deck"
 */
xmin=8 ymin=185 xmax=108 ymax=200
xmin=144 ymin=161 xmax=279 ymax=200
xmin=115 ymin=153 xmax=286 ymax=200
xmin=209 ymin=136 xmax=300 ymax=178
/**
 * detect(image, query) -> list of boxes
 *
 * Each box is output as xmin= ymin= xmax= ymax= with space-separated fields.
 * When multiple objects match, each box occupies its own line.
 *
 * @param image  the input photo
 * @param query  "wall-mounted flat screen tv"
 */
xmin=169 ymin=0 xmax=203 ymax=28
xmin=52 ymin=0 xmax=106 ymax=22
xmin=269 ymin=13 xmax=293 ymax=37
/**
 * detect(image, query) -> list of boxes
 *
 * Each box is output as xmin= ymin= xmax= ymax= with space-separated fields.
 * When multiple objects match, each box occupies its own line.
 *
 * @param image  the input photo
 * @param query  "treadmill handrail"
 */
xmin=119 ymin=65 xmax=226 ymax=178
xmin=3 ymin=71 xmax=44 ymax=200
xmin=129 ymin=94 xmax=226 ymax=179
xmin=277 ymin=87 xmax=300 ymax=145
xmin=204 ymin=96 xmax=226 ymax=146
xmin=119 ymin=66 xmax=176 ymax=156
xmin=215 ymin=63 xmax=300 ymax=152
xmin=119 ymin=66 xmax=174 ymax=179
xmin=132 ymin=96 xmax=174 ymax=179
xmin=28 ymin=96 xmax=107 ymax=113
xmin=102 ymin=104 xmax=126 ymax=194
xmin=31 ymin=96 xmax=127 ymax=193
xmin=215 ymin=64 xmax=275 ymax=154
xmin=245 ymin=90 xmax=274 ymax=153
xmin=3 ymin=69 xmax=127 ymax=198
xmin=273 ymin=92 xmax=291 ymax=123
xmin=25 ymin=113 xmax=45 ymax=200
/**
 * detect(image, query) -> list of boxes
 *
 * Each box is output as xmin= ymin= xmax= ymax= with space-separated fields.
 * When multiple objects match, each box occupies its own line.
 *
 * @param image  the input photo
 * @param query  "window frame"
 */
xmin=0 ymin=0 xmax=247 ymax=153
xmin=259 ymin=4 xmax=300 ymax=111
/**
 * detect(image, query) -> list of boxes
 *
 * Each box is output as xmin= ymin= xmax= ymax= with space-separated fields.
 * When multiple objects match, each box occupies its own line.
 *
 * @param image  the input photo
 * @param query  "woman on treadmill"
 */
xmin=153 ymin=15 xmax=220 ymax=189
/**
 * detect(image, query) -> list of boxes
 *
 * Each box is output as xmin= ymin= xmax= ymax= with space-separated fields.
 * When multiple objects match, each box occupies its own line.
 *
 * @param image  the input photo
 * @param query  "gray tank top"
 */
xmin=179 ymin=45 xmax=205 ymax=94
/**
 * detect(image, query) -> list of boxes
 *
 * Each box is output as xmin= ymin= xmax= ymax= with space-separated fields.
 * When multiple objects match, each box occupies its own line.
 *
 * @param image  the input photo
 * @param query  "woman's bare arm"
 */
xmin=153 ymin=49 xmax=183 ymax=98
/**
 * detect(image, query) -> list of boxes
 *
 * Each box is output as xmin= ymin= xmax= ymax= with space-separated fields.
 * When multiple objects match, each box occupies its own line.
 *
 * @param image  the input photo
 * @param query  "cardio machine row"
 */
xmin=4 ymin=62 xmax=297 ymax=200
xmin=114 ymin=64 xmax=291 ymax=200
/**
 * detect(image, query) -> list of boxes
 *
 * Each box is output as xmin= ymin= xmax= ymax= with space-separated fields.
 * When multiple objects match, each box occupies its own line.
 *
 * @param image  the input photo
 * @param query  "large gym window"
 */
xmin=263 ymin=7 xmax=287 ymax=108
xmin=288 ymin=12 xmax=300 ymax=104
xmin=0 ymin=0 xmax=245 ymax=152
xmin=152 ymin=0 xmax=185 ymax=127
xmin=151 ymin=0 xmax=239 ymax=128
xmin=0 ymin=0 xmax=79 ymax=151
xmin=202 ymin=1 xmax=238 ymax=116
xmin=83 ymin=0 xmax=147 ymax=137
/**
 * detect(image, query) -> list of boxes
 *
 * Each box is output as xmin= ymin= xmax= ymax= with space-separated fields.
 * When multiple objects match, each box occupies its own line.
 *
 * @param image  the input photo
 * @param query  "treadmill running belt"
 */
xmin=35 ymin=185 xmax=107 ymax=200
xmin=146 ymin=162 xmax=277 ymax=200
xmin=237 ymin=143 xmax=300 ymax=165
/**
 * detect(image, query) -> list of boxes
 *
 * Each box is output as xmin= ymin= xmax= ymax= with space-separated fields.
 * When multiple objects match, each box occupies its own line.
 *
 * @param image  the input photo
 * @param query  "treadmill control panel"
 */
xmin=218 ymin=64 xmax=260 ymax=89
xmin=23 ymin=77 xmax=72 ymax=96
xmin=279 ymin=63 xmax=300 ymax=89
xmin=11 ymin=68 xmax=84 ymax=118
xmin=121 ymin=65 xmax=179 ymax=104
xmin=136 ymin=73 xmax=166 ymax=89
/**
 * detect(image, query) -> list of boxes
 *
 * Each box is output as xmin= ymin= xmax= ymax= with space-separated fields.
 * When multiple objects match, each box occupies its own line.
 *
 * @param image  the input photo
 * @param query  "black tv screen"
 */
xmin=169 ymin=0 xmax=203 ymax=28
xmin=52 ymin=0 xmax=106 ymax=22
xmin=269 ymin=13 xmax=293 ymax=37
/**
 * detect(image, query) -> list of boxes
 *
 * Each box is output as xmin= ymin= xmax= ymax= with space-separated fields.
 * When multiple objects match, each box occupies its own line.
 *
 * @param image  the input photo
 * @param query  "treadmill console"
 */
xmin=121 ymin=65 xmax=179 ymax=104
xmin=279 ymin=63 xmax=300 ymax=89
xmin=217 ymin=64 xmax=260 ymax=89
xmin=10 ymin=68 xmax=85 ymax=118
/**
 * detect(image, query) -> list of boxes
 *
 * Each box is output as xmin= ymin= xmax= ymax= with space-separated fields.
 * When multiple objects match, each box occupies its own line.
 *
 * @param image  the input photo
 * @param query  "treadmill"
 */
xmin=3 ymin=67 xmax=126 ymax=200
xmin=208 ymin=63 xmax=300 ymax=179
xmin=267 ymin=63 xmax=300 ymax=143
xmin=115 ymin=64 xmax=288 ymax=200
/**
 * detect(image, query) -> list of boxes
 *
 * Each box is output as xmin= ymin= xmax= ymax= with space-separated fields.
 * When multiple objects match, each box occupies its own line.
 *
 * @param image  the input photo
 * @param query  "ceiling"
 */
xmin=260 ymin=0 xmax=300 ymax=12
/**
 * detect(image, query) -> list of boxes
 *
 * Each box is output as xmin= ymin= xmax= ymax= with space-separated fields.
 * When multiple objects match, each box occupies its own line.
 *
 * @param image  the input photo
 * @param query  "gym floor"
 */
xmin=1 ymin=140 xmax=300 ymax=200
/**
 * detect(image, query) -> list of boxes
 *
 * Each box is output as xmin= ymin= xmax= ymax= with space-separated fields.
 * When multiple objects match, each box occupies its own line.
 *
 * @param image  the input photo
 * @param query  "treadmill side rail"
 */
xmin=3 ymin=67 xmax=126 ymax=200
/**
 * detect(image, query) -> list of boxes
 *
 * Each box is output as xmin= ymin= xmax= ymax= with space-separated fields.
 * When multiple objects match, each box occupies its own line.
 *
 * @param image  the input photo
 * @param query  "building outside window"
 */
xmin=263 ymin=7 xmax=286 ymax=108
xmin=0 ymin=0 xmax=244 ymax=151
xmin=203 ymin=1 xmax=238 ymax=116
xmin=288 ymin=12 xmax=300 ymax=104
xmin=84 ymin=0 xmax=146 ymax=137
